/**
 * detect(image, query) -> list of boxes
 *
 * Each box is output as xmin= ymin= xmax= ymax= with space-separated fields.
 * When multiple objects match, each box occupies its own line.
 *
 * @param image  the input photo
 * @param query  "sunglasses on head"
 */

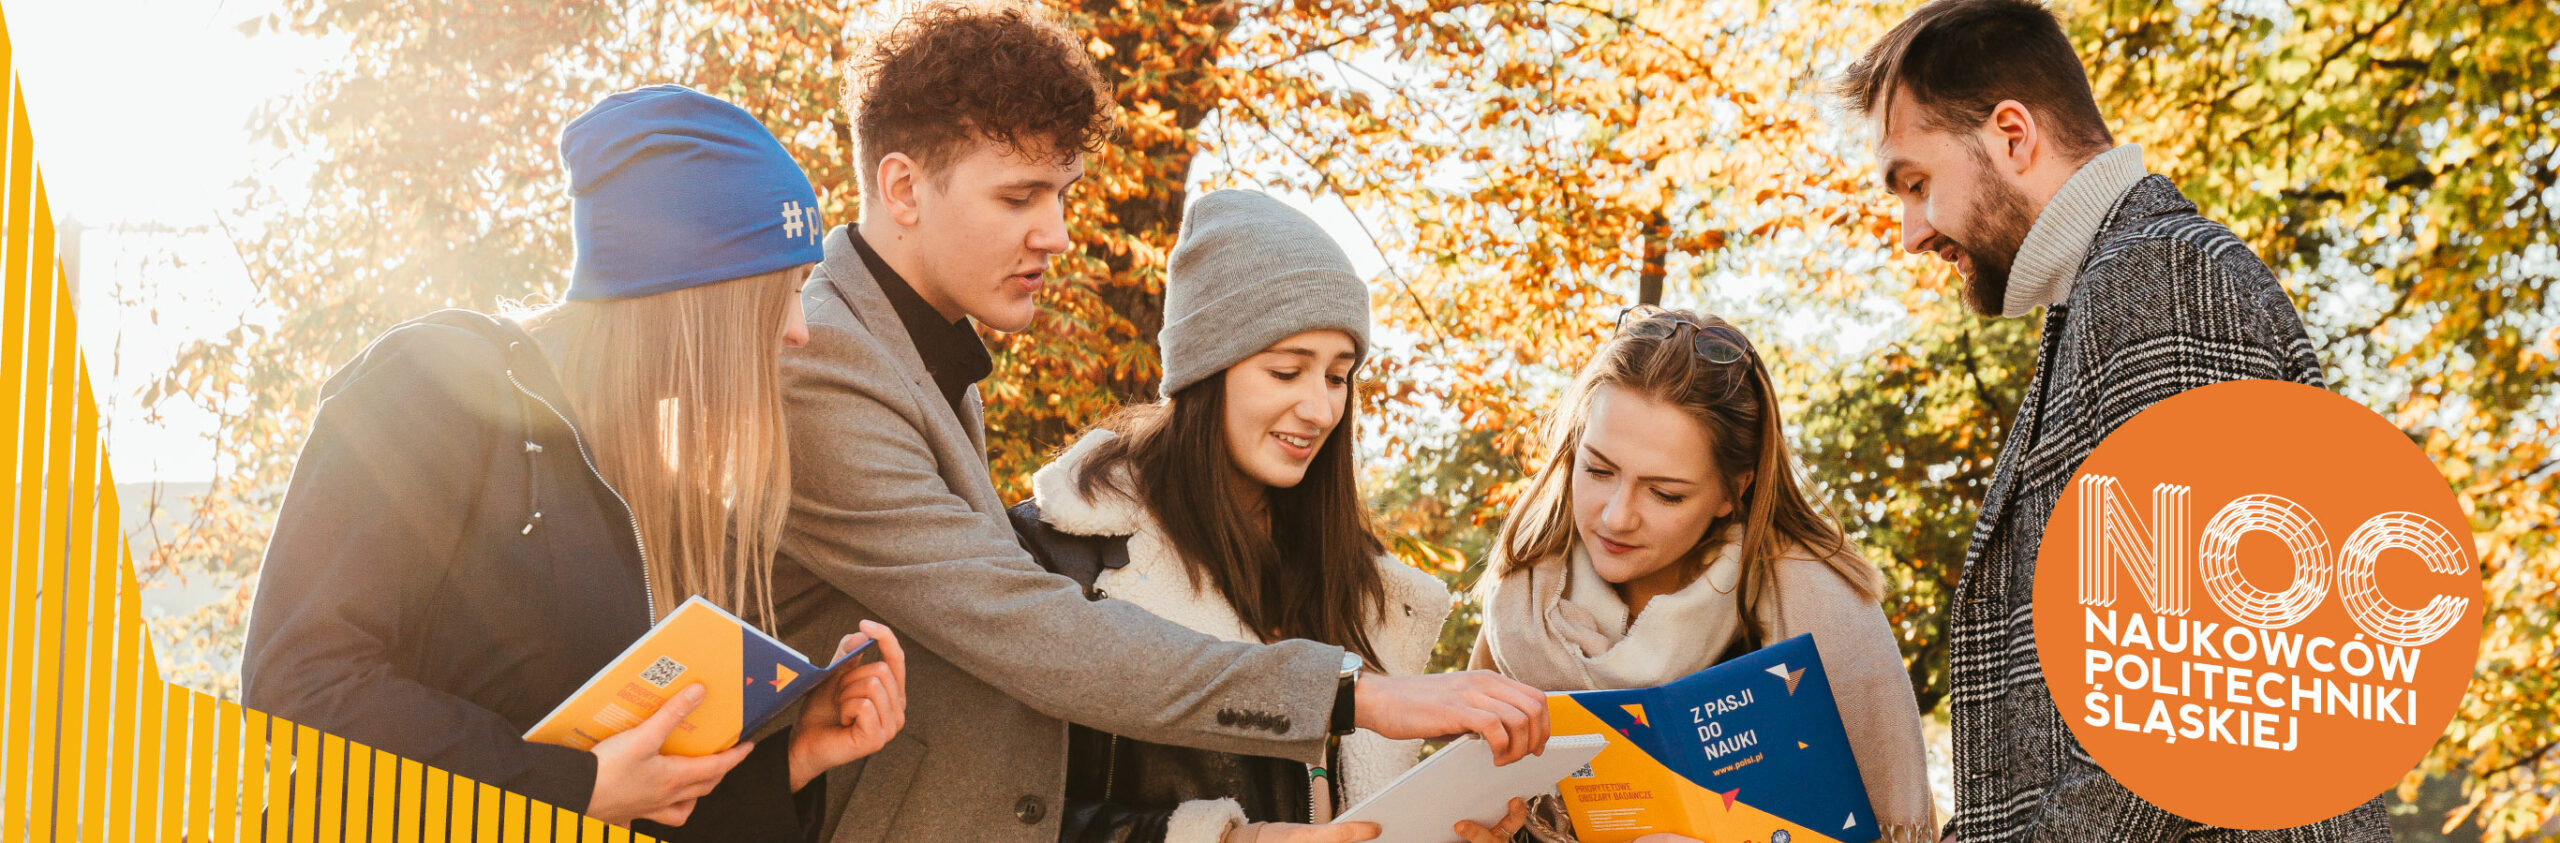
xmin=1614 ymin=305 xmax=1754 ymax=365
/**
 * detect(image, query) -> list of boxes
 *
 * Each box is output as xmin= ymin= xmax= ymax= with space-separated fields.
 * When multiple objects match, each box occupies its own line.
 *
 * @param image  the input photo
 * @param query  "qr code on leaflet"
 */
xmin=1567 ymin=764 xmax=1595 ymax=779
xmin=640 ymin=656 xmax=687 ymax=688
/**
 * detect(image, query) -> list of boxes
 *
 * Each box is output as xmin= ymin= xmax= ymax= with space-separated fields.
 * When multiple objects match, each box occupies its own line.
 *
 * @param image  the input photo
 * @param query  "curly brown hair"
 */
xmin=843 ymin=1 xmax=1118 ymax=191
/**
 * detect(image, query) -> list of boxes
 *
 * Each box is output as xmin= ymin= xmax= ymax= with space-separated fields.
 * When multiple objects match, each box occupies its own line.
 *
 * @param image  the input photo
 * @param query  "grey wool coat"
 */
xmin=1945 ymin=175 xmax=2390 ymax=841
xmin=767 ymin=225 xmax=1346 ymax=843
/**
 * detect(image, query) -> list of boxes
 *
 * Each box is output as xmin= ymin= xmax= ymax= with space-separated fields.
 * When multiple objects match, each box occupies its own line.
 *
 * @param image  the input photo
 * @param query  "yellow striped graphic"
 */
xmin=0 ymin=4 xmax=652 ymax=839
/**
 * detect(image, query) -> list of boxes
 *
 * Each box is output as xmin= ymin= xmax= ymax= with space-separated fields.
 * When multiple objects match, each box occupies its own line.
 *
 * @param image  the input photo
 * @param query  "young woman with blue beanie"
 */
xmin=243 ymin=85 xmax=907 ymax=839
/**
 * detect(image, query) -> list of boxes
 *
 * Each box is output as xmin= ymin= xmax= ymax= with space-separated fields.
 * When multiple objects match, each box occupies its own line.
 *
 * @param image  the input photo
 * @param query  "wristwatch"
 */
xmin=1328 ymin=651 xmax=1362 ymax=736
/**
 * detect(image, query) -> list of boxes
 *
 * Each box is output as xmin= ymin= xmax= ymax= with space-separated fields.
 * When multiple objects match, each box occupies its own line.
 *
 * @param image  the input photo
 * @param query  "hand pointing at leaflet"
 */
xmin=1354 ymin=670 xmax=1553 ymax=765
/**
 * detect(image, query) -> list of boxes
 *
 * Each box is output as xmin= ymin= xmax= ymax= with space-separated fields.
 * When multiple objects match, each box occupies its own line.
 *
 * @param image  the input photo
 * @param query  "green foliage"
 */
xmin=2060 ymin=3 xmax=2559 ymax=836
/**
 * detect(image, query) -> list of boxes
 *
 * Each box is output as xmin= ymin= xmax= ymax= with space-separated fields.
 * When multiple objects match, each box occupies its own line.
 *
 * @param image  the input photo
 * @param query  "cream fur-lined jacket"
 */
xmin=1025 ymin=430 xmax=1454 ymax=843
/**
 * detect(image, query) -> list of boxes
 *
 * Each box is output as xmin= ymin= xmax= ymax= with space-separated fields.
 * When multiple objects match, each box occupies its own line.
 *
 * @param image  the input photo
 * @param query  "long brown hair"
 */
xmin=518 ymin=266 xmax=803 ymax=626
xmin=1485 ymin=309 xmax=1879 ymax=642
xmin=1076 ymin=370 xmax=1390 ymax=668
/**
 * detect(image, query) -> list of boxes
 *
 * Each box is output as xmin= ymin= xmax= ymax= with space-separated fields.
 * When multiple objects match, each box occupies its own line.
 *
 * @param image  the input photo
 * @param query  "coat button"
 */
xmin=1014 ymin=795 xmax=1045 ymax=824
xmin=1274 ymin=715 xmax=1292 ymax=733
xmin=1217 ymin=709 xmax=1237 ymax=726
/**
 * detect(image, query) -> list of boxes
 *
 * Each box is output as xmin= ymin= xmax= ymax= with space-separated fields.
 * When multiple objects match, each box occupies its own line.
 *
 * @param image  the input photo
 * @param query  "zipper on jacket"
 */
xmin=1310 ymin=765 xmax=1323 ymax=824
xmin=1101 ymin=734 xmax=1118 ymax=801
xmin=507 ymin=370 xmax=658 ymax=622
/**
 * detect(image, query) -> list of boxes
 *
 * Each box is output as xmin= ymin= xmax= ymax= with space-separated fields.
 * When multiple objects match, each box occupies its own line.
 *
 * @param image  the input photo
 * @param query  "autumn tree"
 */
xmin=149 ymin=0 xmax=1897 ymax=691
xmin=139 ymin=1 xmax=2555 ymax=836
xmin=2059 ymin=2 xmax=2558 ymax=837
xmin=1800 ymin=0 xmax=2559 ymax=836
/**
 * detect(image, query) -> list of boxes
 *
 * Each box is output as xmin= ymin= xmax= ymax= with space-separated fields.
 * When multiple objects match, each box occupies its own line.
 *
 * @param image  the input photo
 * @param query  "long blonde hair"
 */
xmin=517 ymin=266 xmax=803 ymax=626
xmin=1485 ymin=309 xmax=1879 ymax=641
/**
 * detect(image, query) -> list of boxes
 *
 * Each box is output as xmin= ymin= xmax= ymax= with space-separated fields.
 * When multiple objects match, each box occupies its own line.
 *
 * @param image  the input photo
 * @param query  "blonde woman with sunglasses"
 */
xmin=1469 ymin=307 xmax=1935 ymax=843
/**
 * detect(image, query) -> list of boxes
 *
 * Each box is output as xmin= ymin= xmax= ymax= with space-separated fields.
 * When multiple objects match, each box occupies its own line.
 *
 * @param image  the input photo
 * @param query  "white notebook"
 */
xmin=1335 ymin=733 xmax=1610 ymax=842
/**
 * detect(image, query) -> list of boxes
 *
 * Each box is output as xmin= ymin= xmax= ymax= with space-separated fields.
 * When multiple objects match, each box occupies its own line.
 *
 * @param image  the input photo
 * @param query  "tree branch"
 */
xmin=1232 ymin=100 xmax=1456 ymax=349
xmin=2479 ymin=739 xmax=2560 ymax=779
xmin=2275 ymin=0 xmax=2416 ymax=134
xmin=1956 ymin=322 xmax=2009 ymax=420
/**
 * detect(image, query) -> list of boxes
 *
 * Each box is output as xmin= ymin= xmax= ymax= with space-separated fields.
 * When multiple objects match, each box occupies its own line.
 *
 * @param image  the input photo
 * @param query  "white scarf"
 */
xmin=1487 ymin=525 xmax=1748 ymax=692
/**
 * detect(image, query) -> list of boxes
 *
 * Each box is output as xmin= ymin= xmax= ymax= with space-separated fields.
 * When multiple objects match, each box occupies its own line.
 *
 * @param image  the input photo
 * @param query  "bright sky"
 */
xmin=11 ymin=0 xmax=336 ymax=483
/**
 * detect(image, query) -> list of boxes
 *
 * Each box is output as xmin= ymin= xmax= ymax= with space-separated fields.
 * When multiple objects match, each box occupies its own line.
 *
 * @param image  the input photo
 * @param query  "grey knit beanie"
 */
xmin=1158 ymin=189 xmax=1372 ymax=398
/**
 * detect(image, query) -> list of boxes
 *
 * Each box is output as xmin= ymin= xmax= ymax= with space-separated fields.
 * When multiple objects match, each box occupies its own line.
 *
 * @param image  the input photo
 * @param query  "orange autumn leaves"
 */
xmin=149 ymin=1 xmax=2555 ymax=836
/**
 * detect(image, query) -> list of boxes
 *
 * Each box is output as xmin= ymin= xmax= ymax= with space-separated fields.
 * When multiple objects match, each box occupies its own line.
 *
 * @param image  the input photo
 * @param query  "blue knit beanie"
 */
xmin=560 ymin=85 xmax=824 ymax=300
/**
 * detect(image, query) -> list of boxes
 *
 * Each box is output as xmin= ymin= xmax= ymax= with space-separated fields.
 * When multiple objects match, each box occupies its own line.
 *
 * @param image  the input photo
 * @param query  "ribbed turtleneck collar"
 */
xmin=2003 ymin=143 xmax=2149 ymax=317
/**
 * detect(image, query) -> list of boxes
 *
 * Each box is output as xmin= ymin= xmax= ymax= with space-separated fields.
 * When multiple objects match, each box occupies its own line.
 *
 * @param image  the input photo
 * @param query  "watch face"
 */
xmin=1341 ymin=652 xmax=1363 ymax=675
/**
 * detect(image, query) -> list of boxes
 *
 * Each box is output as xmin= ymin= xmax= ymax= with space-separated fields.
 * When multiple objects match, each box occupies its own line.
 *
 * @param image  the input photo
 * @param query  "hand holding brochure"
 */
xmin=1332 ymin=733 xmax=1609 ymax=843
xmin=1547 ymin=633 xmax=1877 ymax=843
xmin=524 ymin=595 xmax=871 ymax=756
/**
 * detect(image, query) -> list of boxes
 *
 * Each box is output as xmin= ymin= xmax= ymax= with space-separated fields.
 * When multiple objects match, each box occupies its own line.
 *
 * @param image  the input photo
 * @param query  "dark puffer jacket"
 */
xmin=242 ymin=308 xmax=815 ymax=840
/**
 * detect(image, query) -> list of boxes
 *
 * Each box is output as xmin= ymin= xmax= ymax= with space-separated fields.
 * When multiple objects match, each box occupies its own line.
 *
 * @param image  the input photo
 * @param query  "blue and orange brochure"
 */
xmin=1548 ymin=634 xmax=1878 ymax=843
xmin=524 ymin=595 xmax=871 ymax=757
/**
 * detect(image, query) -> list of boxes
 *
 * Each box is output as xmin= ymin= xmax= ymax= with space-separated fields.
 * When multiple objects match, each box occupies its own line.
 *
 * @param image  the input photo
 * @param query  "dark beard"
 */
xmin=1958 ymin=143 xmax=2036 ymax=317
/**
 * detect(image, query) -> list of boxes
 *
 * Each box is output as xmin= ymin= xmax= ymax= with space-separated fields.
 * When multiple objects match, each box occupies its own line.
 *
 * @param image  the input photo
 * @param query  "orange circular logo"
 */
xmin=2032 ymin=380 xmax=2482 ymax=828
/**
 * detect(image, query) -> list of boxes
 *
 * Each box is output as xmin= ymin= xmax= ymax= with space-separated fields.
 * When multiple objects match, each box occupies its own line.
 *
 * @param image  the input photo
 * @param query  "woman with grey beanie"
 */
xmin=1008 ymin=190 xmax=1531 ymax=843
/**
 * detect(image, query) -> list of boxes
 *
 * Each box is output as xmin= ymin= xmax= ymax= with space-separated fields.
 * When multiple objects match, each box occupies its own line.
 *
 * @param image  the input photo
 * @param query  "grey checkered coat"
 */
xmin=1945 ymin=175 xmax=2392 ymax=841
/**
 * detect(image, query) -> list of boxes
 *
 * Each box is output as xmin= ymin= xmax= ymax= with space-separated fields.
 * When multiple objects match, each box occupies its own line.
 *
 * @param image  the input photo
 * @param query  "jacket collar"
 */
xmin=813 ymin=223 xmax=989 ymax=455
xmin=2004 ymin=143 xmax=2149 ymax=317
xmin=848 ymin=227 xmax=993 ymax=412
xmin=1029 ymin=430 xmax=1148 ymax=538
xmin=372 ymin=308 xmax=572 ymax=408
xmin=1969 ymin=173 xmax=2198 ymax=557
xmin=818 ymin=225 xmax=932 ymax=392
xmin=1028 ymin=428 xmax=1452 ymax=652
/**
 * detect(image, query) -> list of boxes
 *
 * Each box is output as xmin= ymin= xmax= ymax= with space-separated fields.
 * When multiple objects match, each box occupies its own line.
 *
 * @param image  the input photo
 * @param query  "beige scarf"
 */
xmin=1483 ymin=525 xmax=1750 ymax=692
xmin=1483 ymin=528 xmax=1942 ymax=843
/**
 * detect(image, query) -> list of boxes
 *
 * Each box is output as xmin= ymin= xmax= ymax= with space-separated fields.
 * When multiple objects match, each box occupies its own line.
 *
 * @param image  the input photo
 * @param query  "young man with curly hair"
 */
xmin=767 ymin=4 xmax=1553 ymax=841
